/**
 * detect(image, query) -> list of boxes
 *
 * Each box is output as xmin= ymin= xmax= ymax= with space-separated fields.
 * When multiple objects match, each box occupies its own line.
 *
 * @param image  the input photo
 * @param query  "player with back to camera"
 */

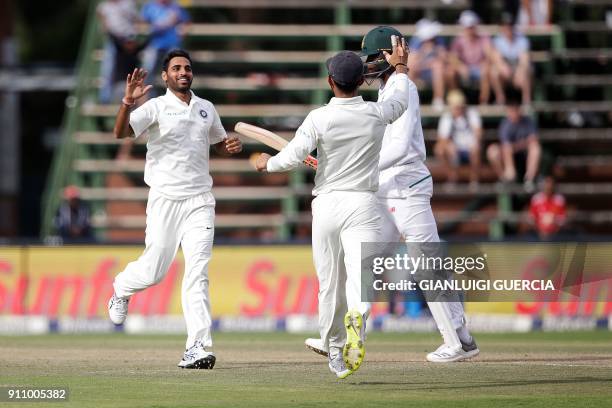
xmin=253 ymin=36 xmax=410 ymax=379
xmin=305 ymin=26 xmax=479 ymax=363
xmin=107 ymin=49 xmax=242 ymax=369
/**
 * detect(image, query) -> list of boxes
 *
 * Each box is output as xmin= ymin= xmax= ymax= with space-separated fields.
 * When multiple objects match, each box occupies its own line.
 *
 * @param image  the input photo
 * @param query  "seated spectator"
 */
xmin=448 ymin=10 xmax=494 ymax=104
xmin=518 ymin=0 xmax=552 ymax=26
xmin=434 ymin=89 xmax=482 ymax=188
xmin=491 ymin=12 xmax=532 ymax=105
xmin=96 ymin=0 xmax=139 ymax=104
xmin=54 ymin=185 xmax=93 ymax=243
xmin=528 ymin=176 xmax=566 ymax=240
xmin=408 ymin=19 xmax=447 ymax=110
xmin=486 ymin=91 xmax=541 ymax=191
xmin=141 ymin=0 xmax=190 ymax=92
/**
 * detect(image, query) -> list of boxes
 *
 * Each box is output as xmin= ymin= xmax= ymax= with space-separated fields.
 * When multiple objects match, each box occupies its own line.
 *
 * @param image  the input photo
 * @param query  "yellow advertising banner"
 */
xmin=0 ymin=246 xmax=320 ymax=318
xmin=0 ymin=247 xmax=23 ymax=314
xmin=0 ymin=245 xmax=610 ymax=318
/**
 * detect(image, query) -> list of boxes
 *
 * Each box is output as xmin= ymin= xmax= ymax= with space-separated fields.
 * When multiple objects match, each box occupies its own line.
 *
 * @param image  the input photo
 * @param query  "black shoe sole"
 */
xmin=181 ymin=355 xmax=216 ymax=369
xmin=306 ymin=344 xmax=329 ymax=357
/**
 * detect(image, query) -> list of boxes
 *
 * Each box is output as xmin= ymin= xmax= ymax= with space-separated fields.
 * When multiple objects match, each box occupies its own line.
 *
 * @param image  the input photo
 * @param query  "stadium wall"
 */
xmin=0 ymin=246 xmax=610 ymax=334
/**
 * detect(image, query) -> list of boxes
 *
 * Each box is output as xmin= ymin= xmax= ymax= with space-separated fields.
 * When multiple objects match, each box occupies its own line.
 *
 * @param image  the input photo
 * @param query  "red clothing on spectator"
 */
xmin=529 ymin=192 xmax=566 ymax=235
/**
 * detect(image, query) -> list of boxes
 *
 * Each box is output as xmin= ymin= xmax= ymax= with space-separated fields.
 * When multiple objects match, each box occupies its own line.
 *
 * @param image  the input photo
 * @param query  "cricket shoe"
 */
xmin=178 ymin=340 xmax=216 ymax=369
xmin=108 ymin=293 xmax=129 ymax=325
xmin=328 ymin=351 xmax=353 ymax=379
xmin=426 ymin=338 xmax=480 ymax=363
xmin=342 ymin=310 xmax=365 ymax=372
xmin=305 ymin=338 xmax=328 ymax=357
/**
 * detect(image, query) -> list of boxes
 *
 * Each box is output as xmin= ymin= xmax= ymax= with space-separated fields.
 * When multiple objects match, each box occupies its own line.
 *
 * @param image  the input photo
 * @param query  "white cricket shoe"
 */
xmin=108 ymin=293 xmax=129 ymax=325
xmin=328 ymin=351 xmax=352 ymax=379
xmin=178 ymin=340 xmax=216 ymax=369
xmin=305 ymin=338 xmax=328 ymax=357
xmin=426 ymin=338 xmax=480 ymax=362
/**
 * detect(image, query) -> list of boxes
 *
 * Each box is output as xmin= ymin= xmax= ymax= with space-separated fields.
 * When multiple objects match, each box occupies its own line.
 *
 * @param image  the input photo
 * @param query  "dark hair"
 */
xmin=162 ymin=49 xmax=192 ymax=72
xmin=505 ymin=88 xmax=522 ymax=107
xmin=331 ymin=77 xmax=360 ymax=94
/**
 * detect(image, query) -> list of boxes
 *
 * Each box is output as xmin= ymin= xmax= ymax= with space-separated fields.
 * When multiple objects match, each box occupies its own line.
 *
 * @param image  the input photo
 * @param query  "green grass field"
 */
xmin=1 ymin=331 xmax=612 ymax=407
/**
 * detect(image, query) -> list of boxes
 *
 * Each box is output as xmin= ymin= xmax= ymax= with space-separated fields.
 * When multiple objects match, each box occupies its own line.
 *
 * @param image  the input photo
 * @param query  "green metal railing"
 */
xmin=40 ymin=0 xmax=102 ymax=238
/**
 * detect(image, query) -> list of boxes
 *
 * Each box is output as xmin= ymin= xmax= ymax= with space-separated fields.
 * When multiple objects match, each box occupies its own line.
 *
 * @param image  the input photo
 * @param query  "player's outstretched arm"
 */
xmin=378 ymin=35 xmax=411 ymax=124
xmin=113 ymin=68 xmax=153 ymax=139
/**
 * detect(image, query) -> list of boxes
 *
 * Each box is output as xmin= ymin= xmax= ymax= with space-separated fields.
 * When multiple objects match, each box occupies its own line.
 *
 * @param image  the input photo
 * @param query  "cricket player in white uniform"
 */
xmin=363 ymin=26 xmax=478 ymax=362
xmin=305 ymin=27 xmax=479 ymax=363
xmin=254 ymin=39 xmax=410 ymax=379
xmin=107 ymin=49 xmax=242 ymax=369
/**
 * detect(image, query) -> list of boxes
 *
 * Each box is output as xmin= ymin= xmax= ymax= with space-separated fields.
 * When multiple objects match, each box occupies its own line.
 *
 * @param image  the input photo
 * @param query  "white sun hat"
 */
xmin=458 ymin=10 xmax=480 ymax=28
xmin=416 ymin=20 xmax=442 ymax=41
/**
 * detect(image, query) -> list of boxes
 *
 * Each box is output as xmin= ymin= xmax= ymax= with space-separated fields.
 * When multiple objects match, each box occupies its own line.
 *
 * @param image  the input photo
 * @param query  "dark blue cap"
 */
xmin=326 ymin=51 xmax=364 ymax=87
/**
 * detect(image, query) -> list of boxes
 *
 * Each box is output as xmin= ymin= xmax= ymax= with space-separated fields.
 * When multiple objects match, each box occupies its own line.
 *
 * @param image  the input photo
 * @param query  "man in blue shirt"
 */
xmin=491 ymin=12 xmax=532 ymax=104
xmin=141 ymin=0 xmax=190 ymax=90
xmin=486 ymin=91 xmax=541 ymax=191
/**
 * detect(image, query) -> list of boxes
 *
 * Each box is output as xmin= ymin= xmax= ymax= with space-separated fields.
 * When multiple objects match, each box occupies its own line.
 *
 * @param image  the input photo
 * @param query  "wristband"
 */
xmin=122 ymin=97 xmax=135 ymax=106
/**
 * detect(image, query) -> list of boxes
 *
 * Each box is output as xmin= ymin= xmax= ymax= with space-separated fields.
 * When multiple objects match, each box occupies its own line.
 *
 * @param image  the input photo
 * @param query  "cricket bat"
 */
xmin=234 ymin=122 xmax=318 ymax=170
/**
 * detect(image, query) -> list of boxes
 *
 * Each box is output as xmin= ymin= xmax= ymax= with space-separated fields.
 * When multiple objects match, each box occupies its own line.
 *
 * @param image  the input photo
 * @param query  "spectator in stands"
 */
xmin=141 ymin=0 xmax=190 ymax=92
xmin=434 ymin=89 xmax=482 ymax=188
xmin=487 ymin=90 xmax=541 ymax=191
xmin=110 ymin=35 xmax=150 ymax=102
xmin=528 ymin=176 xmax=566 ymax=239
xmin=408 ymin=19 xmax=447 ymax=110
xmin=448 ymin=10 xmax=494 ymax=104
xmin=54 ymin=185 xmax=93 ymax=243
xmin=491 ymin=12 xmax=532 ymax=105
xmin=97 ymin=0 xmax=140 ymax=104
xmin=518 ymin=0 xmax=552 ymax=26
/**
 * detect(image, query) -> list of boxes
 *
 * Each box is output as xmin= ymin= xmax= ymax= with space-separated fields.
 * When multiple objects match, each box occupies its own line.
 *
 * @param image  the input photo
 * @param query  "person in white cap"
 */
xmin=408 ymin=19 xmax=447 ymax=111
xmin=449 ymin=10 xmax=494 ymax=104
xmin=434 ymin=89 xmax=483 ymax=188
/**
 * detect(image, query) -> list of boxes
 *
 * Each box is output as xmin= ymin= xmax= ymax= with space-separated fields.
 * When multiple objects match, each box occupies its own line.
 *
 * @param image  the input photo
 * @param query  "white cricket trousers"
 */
xmin=114 ymin=189 xmax=215 ymax=349
xmin=378 ymin=168 xmax=466 ymax=344
xmin=312 ymin=191 xmax=380 ymax=352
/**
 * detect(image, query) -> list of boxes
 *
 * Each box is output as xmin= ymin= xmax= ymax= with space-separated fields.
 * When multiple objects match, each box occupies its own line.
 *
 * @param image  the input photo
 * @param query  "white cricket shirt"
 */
xmin=266 ymin=74 xmax=410 ymax=195
xmin=377 ymin=73 xmax=429 ymax=198
xmin=129 ymin=89 xmax=227 ymax=200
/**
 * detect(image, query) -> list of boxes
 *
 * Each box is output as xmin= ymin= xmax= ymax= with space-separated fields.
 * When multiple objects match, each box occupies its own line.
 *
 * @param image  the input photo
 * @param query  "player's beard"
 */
xmin=169 ymin=76 xmax=192 ymax=94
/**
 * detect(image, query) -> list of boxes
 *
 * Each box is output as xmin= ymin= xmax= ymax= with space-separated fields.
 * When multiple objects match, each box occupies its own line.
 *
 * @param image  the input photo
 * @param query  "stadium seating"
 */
xmin=42 ymin=0 xmax=612 ymax=242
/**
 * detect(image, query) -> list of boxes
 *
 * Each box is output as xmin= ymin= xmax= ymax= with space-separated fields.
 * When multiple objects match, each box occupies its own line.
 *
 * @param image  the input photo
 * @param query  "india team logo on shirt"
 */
xmin=199 ymin=109 xmax=208 ymax=119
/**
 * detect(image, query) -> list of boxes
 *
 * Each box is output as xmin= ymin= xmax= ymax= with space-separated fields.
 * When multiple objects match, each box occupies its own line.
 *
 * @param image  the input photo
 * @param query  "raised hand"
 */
xmin=383 ymin=35 xmax=409 ymax=68
xmin=124 ymin=68 xmax=153 ymax=104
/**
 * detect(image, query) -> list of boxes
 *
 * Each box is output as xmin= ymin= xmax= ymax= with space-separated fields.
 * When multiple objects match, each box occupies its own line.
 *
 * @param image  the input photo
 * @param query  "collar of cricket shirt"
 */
xmin=328 ymin=96 xmax=364 ymax=105
xmin=164 ymin=88 xmax=196 ymax=108
xmin=379 ymin=70 xmax=399 ymax=95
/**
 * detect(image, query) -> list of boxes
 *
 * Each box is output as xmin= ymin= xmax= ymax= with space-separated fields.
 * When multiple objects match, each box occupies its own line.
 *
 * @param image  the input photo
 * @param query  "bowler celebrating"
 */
xmin=107 ymin=49 xmax=242 ymax=369
xmin=254 ymin=38 xmax=409 ymax=379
